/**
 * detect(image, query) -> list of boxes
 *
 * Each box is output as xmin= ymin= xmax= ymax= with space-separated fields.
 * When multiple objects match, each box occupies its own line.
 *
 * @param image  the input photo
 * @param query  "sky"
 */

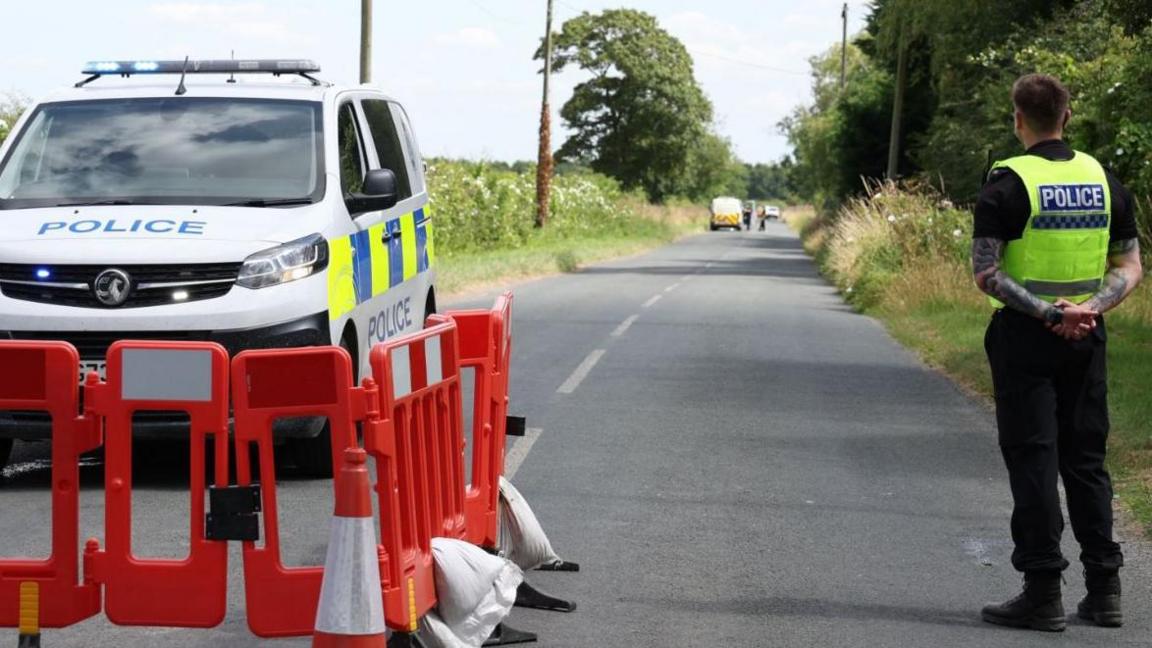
xmin=0 ymin=0 xmax=873 ymax=164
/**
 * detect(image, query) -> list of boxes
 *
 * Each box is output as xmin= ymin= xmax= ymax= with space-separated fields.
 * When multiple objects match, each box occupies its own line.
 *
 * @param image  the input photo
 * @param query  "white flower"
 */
xmin=846 ymin=286 xmax=854 ymax=293
xmin=887 ymin=214 xmax=896 ymax=222
xmin=952 ymin=228 xmax=962 ymax=237
xmin=1116 ymin=148 xmax=1125 ymax=156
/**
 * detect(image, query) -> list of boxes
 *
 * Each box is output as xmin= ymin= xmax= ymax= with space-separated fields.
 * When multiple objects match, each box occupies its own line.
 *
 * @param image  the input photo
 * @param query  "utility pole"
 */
xmin=840 ymin=3 xmax=848 ymax=91
xmin=886 ymin=35 xmax=908 ymax=180
xmin=535 ymin=0 xmax=555 ymax=229
xmin=360 ymin=0 xmax=372 ymax=83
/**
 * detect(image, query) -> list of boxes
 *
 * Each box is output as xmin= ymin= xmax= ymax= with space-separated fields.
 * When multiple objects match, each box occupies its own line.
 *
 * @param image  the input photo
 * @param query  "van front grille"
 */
xmin=0 ymin=263 xmax=241 ymax=309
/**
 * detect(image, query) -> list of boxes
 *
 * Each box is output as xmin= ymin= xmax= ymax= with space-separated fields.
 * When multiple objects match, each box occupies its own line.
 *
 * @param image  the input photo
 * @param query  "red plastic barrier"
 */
xmin=85 ymin=341 xmax=231 ymax=627
xmin=448 ymin=292 xmax=514 ymax=549
xmin=230 ymin=346 xmax=368 ymax=638
xmin=366 ymin=318 xmax=466 ymax=632
xmin=0 ymin=341 xmax=101 ymax=629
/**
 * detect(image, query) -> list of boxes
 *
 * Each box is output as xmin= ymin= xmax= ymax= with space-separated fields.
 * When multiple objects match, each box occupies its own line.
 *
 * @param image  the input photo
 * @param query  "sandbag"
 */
xmin=498 ymin=476 xmax=563 ymax=570
xmin=418 ymin=611 xmax=471 ymax=648
xmin=430 ymin=537 xmax=522 ymax=647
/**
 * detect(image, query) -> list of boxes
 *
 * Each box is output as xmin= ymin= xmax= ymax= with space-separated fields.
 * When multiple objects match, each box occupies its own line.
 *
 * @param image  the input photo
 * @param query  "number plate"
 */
xmin=79 ymin=360 xmax=107 ymax=383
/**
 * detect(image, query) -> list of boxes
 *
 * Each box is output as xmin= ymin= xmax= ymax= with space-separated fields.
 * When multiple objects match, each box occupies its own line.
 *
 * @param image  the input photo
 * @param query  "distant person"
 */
xmin=973 ymin=73 xmax=1142 ymax=631
xmin=742 ymin=205 xmax=752 ymax=230
xmin=757 ymin=206 xmax=767 ymax=231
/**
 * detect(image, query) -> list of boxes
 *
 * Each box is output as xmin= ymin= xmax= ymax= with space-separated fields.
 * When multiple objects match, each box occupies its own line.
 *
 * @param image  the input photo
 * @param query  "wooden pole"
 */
xmin=840 ymin=3 xmax=847 ymax=91
xmin=535 ymin=0 xmax=555 ymax=228
xmin=886 ymin=37 xmax=908 ymax=180
xmin=360 ymin=0 xmax=372 ymax=84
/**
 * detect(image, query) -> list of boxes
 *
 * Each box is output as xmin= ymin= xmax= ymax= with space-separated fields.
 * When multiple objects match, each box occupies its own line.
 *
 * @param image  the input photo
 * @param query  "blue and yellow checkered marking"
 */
xmin=327 ymin=208 xmax=434 ymax=321
xmin=1032 ymin=213 xmax=1109 ymax=230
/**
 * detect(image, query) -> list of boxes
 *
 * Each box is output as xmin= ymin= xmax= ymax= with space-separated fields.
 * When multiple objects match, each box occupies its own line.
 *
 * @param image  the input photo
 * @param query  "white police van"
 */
xmin=0 ymin=60 xmax=437 ymax=476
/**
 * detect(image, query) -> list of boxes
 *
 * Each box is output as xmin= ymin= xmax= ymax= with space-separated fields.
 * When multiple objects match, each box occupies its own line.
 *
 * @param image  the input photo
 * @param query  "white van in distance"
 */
xmin=0 ymin=59 xmax=438 ymax=476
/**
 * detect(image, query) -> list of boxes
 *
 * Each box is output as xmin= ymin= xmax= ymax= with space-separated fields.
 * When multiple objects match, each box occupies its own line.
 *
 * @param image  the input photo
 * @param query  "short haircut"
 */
xmin=1012 ymin=74 xmax=1070 ymax=134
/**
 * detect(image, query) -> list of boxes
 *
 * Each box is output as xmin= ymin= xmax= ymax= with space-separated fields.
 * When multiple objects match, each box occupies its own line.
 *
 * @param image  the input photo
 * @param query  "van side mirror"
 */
xmin=347 ymin=168 xmax=398 ymax=215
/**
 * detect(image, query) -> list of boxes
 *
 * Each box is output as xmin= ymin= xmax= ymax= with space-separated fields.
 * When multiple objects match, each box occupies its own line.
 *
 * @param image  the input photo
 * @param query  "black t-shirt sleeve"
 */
xmin=973 ymin=168 xmax=1031 ymax=241
xmin=1105 ymin=170 xmax=1139 ymax=242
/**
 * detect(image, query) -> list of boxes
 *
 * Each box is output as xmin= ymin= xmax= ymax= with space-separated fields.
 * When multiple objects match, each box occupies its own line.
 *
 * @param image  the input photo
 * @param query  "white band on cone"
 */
xmin=315 ymin=517 xmax=387 ymax=635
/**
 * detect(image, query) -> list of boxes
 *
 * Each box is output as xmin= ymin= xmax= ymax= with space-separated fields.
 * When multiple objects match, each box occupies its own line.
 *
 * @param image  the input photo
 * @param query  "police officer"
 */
xmin=972 ymin=73 xmax=1143 ymax=631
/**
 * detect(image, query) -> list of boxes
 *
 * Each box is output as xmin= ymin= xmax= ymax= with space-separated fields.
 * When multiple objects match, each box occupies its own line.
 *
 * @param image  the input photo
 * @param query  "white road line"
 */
xmin=664 ymin=282 xmax=682 ymax=293
xmin=611 ymin=314 xmax=639 ymax=337
xmin=504 ymin=427 xmax=542 ymax=479
xmin=642 ymin=294 xmax=662 ymax=308
xmin=557 ymin=349 xmax=606 ymax=394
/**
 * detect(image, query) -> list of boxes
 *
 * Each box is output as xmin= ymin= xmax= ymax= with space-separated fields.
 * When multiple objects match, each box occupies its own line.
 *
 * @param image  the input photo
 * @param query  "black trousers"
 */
xmin=984 ymin=308 xmax=1123 ymax=573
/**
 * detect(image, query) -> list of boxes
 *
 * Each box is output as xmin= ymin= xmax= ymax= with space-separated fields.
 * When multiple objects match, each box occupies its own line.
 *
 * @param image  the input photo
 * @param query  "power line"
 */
xmin=555 ymin=0 xmax=582 ymax=15
xmin=467 ymin=0 xmax=525 ymax=26
xmin=688 ymin=49 xmax=808 ymax=76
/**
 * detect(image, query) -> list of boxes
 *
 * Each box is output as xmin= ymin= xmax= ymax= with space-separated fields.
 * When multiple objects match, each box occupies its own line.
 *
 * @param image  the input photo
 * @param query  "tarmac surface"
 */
xmin=3 ymin=221 xmax=1150 ymax=646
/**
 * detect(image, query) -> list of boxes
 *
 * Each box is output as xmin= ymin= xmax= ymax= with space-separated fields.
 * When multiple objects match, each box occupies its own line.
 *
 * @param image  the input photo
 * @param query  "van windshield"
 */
xmin=0 ymin=98 xmax=324 ymax=209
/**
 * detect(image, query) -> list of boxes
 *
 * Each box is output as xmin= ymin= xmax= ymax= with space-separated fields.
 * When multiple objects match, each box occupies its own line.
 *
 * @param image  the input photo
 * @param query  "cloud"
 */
xmin=433 ymin=27 xmax=502 ymax=49
xmin=148 ymin=2 xmax=300 ymax=42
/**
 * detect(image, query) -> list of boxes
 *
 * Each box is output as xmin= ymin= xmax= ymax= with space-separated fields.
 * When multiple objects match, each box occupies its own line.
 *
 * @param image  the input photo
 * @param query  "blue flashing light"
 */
xmin=35 ymin=268 xmax=51 ymax=279
xmin=85 ymin=61 xmax=121 ymax=73
xmin=133 ymin=61 xmax=159 ymax=72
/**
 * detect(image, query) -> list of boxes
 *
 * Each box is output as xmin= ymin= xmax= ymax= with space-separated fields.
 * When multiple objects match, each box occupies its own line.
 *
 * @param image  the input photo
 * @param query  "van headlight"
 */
xmin=237 ymin=234 xmax=329 ymax=289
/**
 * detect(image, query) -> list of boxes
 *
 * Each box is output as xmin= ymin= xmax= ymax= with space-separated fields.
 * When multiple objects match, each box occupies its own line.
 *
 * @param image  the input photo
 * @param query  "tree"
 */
xmin=683 ymin=131 xmax=747 ymax=200
xmin=539 ymin=9 xmax=713 ymax=202
xmin=746 ymin=160 xmax=799 ymax=202
xmin=0 ymin=95 xmax=29 ymax=145
xmin=780 ymin=41 xmax=893 ymax=206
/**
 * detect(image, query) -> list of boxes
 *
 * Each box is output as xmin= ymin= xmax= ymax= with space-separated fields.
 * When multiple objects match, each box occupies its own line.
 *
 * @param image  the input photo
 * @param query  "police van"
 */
xmin=0 ymin=60 xmax=437 ymax=476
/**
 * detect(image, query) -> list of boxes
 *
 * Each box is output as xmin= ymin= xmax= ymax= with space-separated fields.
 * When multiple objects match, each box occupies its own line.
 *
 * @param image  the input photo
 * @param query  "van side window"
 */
xmin=361 ymin=99 xmax=412 ymax=200
xmin=391 ymin=103 xmax=424 ymax=194
xmin=337 ymin=102 xmax=365 ymax=195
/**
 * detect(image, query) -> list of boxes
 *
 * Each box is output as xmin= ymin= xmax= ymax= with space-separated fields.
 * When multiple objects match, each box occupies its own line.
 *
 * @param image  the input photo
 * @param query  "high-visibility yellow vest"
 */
xmin=988 ymin=151 xmax=1111 ymax=308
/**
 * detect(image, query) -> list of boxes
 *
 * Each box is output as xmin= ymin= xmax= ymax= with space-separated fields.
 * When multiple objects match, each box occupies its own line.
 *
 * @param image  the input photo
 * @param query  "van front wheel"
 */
xmin=0 ymin=439 xmax=12 ymax=474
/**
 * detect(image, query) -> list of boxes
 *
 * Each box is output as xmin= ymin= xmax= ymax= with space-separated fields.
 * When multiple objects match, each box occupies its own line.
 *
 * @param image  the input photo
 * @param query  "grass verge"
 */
xmin=789 ymin=192 xmax=1152 ymax=535
xmin=438 ymin=202 xmax=705 ymax=297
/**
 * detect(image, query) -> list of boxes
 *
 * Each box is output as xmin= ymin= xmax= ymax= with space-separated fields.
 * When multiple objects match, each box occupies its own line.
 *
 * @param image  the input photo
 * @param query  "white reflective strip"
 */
xmin=315 ymin=517 xmax=387 ymax=635
xmin=121 ymin=348 xmax=213 ymax=402
xmin=425 ymin=335 xmax=442 ymax=385
xmin=391 ymin=345 xmax=412 ymax=399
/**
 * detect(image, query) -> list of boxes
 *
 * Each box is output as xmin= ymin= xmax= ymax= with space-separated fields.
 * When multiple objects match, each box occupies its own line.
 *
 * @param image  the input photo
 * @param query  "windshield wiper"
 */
xmin=55 ymin=199 xmax=136 ymax=207
xmin=223 ymin=198 xmax=314 ymax=208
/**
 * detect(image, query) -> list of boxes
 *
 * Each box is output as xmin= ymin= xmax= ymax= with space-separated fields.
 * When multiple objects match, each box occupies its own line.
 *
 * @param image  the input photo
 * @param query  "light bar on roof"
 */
xmin=80 ymin=59 xmax=321 ymax=76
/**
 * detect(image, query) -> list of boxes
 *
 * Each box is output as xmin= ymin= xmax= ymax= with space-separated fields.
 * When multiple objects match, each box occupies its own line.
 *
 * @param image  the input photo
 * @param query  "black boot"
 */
xmin=981 ymin=571 xmax=1066 ymax=631
xmin=1078 ymin=568 xmax=1122 ymax=627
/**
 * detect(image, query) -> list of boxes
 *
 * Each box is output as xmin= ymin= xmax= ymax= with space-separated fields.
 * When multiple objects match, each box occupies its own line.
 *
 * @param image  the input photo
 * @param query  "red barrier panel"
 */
xmin=449 ymin=292 xmax=514 ymax=549
xmin=85 ymin=341 xmax=230 ymax=627
xmin=0 ymin=342 xmax=101 ymax=629
xmin=230 ymin=346 xmax=368 ymax=638
xmin=366 ymin=318 xmax=466 ymax=632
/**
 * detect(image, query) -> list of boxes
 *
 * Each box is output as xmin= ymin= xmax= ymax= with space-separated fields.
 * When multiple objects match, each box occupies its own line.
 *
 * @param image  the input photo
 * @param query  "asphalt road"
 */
xmin=3 ymin=221 xmax=1150 ymax=646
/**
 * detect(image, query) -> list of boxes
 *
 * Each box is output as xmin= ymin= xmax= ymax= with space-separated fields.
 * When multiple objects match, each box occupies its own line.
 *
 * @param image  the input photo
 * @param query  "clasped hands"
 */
xmin=1045 ymin=298 xmax=1098 ymax=341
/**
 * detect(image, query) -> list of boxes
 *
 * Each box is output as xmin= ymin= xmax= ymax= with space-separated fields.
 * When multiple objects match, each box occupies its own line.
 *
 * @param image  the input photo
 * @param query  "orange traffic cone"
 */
xmin=312 ymin=447 xmax=388 ymax=648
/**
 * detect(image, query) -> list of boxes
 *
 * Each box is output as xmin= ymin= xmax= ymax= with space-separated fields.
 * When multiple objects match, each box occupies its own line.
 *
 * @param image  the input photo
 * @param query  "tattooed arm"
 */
xmin=971 ymin=237 xmax=1062 ymax=322
xmin=1082 ymin=238 xmax=1143 ymax=314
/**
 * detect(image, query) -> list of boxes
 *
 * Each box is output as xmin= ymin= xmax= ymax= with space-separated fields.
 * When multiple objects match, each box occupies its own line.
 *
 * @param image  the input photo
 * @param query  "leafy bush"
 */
xmin=427 ymin=159 xmax=645 ymax=256
xmin=820 ymin=182 xmax=973 ymax=308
